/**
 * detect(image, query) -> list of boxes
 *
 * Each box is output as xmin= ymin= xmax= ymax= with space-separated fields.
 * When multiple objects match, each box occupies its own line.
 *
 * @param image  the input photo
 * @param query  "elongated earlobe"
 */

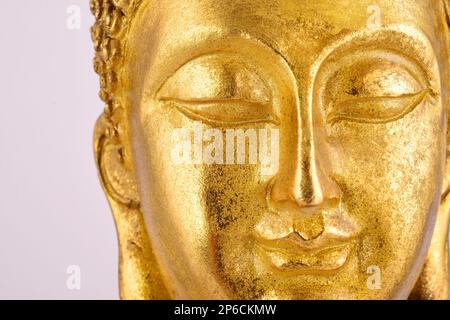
xmin=94 ymin=113 xmax=170 ymax=299
xmin=95 ymin=115 xmax=140 ymax=208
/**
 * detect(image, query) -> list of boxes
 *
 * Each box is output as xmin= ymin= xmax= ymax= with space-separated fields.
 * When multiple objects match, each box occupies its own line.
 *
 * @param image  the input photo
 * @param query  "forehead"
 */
xmin=126 ymin=0 xmax=443 ymax=97
xmin=131 ymin=0 xmax=439 ymax=48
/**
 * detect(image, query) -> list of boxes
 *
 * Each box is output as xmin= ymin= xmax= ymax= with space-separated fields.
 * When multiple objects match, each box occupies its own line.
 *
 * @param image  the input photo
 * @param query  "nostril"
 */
xmin=293 ymin=213 xmax=324 ymax=241
xmin=267 ymin=175 xmax=325 ymax=212
xmin=268 ymin=176 xmax=291 ymax=204
xmin=266 ymin=177 xmax=300 ymax=212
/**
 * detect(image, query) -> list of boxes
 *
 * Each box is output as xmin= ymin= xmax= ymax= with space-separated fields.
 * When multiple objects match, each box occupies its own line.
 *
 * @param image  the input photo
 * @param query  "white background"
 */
xmin=0 ymin=1 xmax=118 ymax=299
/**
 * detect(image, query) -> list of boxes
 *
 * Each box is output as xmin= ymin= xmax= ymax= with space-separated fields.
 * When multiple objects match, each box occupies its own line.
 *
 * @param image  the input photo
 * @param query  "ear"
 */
xmin=409 ymin=146 xmax=450 ymax=300
xmin=94 ymin=113 xmax=140 ymax=208
xmin=94 ymin=113 xmax=170 ymax=300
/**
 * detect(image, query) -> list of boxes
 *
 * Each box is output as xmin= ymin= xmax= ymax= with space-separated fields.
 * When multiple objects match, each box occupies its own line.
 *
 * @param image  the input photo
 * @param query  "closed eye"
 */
xmin=157 ymin=53 xmax=277 ymax=126
xmin=317 ymin=49 xmax=433 ymax=126
xmin=327 ymin=90 xmax=429 ymax=125
xmin=160 ymin=97 xmax=278 ymax=126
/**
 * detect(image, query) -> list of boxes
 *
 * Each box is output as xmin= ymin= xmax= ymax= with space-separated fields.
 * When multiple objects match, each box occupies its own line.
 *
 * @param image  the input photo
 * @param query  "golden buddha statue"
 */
xmin=90 ymin=0 xmax=450 ymax=299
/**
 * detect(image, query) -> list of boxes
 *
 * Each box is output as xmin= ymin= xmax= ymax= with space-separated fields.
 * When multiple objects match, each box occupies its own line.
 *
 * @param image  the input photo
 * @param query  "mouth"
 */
xmin=254 ymin=233 xmax=355 ymax=274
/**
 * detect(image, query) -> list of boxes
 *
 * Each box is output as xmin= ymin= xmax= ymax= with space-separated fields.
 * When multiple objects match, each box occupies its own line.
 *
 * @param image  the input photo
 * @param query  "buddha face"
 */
xmin=96 ymin=0 xmax=449 ymax=299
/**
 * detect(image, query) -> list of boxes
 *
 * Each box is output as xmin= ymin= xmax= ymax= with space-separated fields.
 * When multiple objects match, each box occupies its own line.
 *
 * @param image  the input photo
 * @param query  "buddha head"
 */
xmin=91 ymin=0 xmax=450 ymax=299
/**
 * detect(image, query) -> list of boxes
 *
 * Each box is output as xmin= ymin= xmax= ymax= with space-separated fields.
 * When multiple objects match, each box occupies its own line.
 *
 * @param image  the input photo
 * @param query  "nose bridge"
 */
xmin=270 ymin=88 xmax=332 ymax=209
xmin=295 ymin=122 xmax=324 ymax=206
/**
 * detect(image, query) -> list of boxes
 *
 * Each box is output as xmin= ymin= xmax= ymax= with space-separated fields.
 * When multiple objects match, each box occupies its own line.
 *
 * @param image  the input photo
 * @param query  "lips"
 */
xmin=253 ymin=205 xmax=360 ymax=274
xmin=254 ymin=232 xmax=355 ymax=274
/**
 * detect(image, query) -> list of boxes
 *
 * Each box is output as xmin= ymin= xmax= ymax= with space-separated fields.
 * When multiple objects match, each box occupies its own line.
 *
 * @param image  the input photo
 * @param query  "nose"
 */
xmin=269 ymin=143 xmax=339 ymax=210
xmin=268 ymin=99 xmax=340 ymax=213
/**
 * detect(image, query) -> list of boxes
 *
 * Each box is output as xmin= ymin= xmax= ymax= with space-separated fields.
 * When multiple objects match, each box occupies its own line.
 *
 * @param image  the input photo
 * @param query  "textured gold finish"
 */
xmin=91 ymin=0 xmax=450 ymax=299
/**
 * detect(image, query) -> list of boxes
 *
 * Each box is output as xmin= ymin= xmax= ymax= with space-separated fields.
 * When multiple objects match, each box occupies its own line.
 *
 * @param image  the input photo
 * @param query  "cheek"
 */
xmin=326 ymin=105 xmax=444 ymax=271
xmin=202 ymin=165 xmax=266 ymax=233
xmin=133 ymin=106 xmax=216 ymax=283
xmin=135 ymin=104 xmax=271 ymax=267
xmin=200 ymin=165 xmax=268 ymax=283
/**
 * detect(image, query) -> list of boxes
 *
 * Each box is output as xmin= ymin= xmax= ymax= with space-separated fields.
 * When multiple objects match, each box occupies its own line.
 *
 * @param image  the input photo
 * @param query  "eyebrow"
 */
xmin=175 ymin=26 xmax=436 ymax=80
xmin=309 ymin=25 xmax=437 ymax=78
xmin=307 ymin=25 xmax=439 ymax=102
xmin=141 ymin=25 xmax=438 ymax=105
xmin=147 ymin=35 xmax=298 ymax=99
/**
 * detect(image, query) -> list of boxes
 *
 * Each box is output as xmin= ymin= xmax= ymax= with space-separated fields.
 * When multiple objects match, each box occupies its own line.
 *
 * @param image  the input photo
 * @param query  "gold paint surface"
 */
xmin=91 ymin=0 xmax=450 ymax=299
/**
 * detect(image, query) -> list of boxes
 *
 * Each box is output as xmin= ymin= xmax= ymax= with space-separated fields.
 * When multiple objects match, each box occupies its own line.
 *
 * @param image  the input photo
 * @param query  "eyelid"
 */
xmin=327 ymin=90 xmax=429 ymax=125
xmin=161 ymin=98 xmax=279 ymax=126
xmin=156 ymin=53 xmax=277 ymax=125
xmin=316 ymin=48 xmax=433 ymax=125
xmin=156 ymin=53 xmax=271 ymax=104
